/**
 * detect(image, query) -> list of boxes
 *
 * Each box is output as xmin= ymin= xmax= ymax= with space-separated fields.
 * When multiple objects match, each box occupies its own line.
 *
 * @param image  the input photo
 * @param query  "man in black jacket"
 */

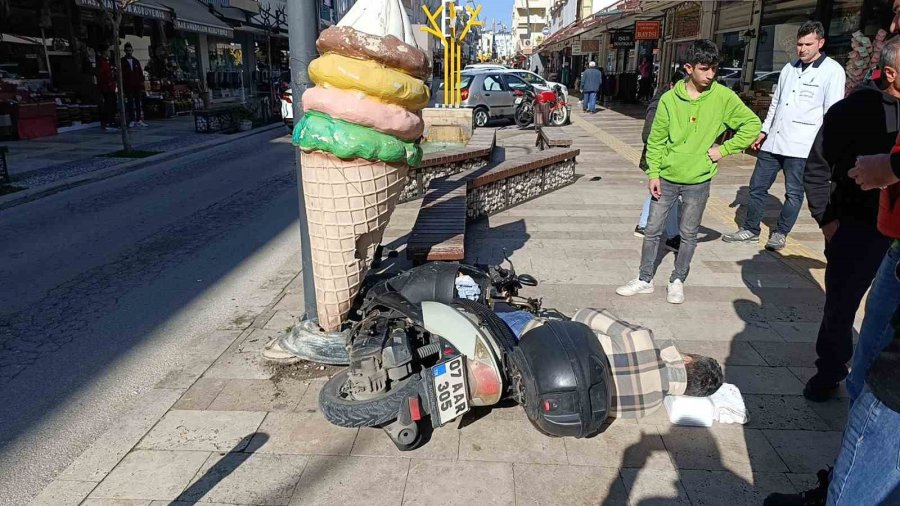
xmin=801 ymin=40 xmax=899 ymax=402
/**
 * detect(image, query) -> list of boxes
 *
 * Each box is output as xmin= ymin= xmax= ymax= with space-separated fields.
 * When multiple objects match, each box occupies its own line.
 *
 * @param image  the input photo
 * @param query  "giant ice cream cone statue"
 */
xmin=294 ymin=0 xmax=429 ymax=331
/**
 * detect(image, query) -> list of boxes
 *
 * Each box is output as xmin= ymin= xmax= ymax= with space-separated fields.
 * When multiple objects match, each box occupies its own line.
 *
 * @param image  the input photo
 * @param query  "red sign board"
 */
xmin=635 ymin=21 xmax=661 ymax=40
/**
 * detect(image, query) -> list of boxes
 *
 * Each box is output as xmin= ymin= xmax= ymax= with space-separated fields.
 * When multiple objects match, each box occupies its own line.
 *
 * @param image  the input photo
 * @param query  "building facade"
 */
xmin=512 ymin=0 xmax=551 ymax=59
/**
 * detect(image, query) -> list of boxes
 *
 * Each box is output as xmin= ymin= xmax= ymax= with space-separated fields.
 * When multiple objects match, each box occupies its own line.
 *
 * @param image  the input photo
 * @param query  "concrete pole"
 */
xmin=288 ymin=0 xmax=319 ymax=323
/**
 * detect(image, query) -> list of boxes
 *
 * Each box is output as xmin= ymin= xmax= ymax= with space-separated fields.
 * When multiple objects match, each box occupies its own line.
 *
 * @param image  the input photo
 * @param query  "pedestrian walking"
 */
xmin=96 ymin=44 xmax=118 ymax=133
xmin=723 ymin=21 xmax=845 ymax=251
xmin=635 ymin=69 xmax=686 ymax=253
xmin=121 ymin=42 xmax=147 ymax=128
xmin=580 ymin=61 xmax=602 ymax=113
xmin=800 ymin=36 xmax=900 ymax=402
xmin=616 ymin=40 xmax=761 ymax=304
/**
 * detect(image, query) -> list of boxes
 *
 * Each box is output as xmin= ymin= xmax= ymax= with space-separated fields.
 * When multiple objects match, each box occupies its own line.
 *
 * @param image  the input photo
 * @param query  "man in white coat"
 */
xmin=724 ymin=21 xmax=845 ymax=251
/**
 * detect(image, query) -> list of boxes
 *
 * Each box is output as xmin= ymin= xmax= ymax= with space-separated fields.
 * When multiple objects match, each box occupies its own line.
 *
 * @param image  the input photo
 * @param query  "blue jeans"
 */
xmin=827 ymin=386 xmax=900 ymax=505
xmin=847 ymin=244 xmax=900 ymax=403
xmin=583 ymin=91 xmax=597 ymax=112
xmin=639 ymin=194 xmax=681 ymax=238
xmin=639 ymin=179 xmax=710 ymax=283
xmin=743 ymin=150 xmax=806 ymax=236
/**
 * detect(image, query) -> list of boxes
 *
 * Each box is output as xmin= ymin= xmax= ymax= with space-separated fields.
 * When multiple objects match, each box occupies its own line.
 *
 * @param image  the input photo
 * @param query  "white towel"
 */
xmin=709 ymin=383 xmax=749 ymax=425
xmin=663 ymin=383 xmax=748 ymax=426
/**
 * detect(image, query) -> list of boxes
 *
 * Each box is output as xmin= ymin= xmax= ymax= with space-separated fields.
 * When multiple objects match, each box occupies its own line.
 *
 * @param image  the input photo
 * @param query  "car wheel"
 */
xmin=473 ymin=107 xmax=489 ymax=128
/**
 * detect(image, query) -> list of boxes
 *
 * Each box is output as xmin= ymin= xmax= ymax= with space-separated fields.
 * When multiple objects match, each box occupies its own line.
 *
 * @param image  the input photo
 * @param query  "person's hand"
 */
xmin=708 ymin=146 xmax=723 ymax=163
xmin=822 ymin=220 xmax=840 ymax=243
xmin=751 ymin=133 xmax=767 ymax=151
xmin=849 ymin=154 xmax=899 ymax=190
xmin=649 ymin=178 xmax=662 ymax=198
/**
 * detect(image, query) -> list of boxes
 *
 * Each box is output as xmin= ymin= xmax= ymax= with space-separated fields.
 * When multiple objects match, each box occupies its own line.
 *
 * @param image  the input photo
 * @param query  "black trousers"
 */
xmin=101 ymin=92 xmax=117 ymax=127
xmin=815 ymin=218 xmax=890 ymax=384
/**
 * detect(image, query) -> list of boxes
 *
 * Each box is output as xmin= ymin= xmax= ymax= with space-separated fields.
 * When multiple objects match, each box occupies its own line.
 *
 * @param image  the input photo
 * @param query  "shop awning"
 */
xmin=74 ymin=0 xmax=171 ymax=22
xmin=152 ymin=0 xmax=234 ymax=39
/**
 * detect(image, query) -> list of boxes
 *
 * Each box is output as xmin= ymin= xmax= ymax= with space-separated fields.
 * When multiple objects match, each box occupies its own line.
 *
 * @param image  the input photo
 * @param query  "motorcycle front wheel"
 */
xmin=549 ymin=106 xmax=569 ymax=126
xmin=319 ymin=369 xmax=423 ymax=428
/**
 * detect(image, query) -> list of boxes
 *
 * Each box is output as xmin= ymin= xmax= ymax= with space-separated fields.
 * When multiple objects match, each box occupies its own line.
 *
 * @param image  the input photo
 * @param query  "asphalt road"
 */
xmin=0 ymin=129 xmax=301 ymax=504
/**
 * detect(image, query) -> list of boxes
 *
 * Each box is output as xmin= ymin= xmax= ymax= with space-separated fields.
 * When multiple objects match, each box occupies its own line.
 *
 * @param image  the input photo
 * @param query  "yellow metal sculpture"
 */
xmin=421 ymin=2 xmax=483 ymax=107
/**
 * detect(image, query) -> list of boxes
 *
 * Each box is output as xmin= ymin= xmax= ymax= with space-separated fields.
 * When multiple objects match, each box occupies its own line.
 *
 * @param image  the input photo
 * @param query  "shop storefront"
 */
xmin=660 ymin=2 xmax=703 ymax=84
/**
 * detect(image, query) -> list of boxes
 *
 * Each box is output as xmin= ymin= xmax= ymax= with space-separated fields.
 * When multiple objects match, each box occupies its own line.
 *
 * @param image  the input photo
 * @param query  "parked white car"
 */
xmin=281 ymin=88 xmax=294 ymax=132
xmin=499 ymin=69 xmax=569 ymax=103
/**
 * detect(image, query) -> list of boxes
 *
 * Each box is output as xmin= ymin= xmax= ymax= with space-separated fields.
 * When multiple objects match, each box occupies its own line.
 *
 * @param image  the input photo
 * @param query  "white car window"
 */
xmin=516 ymin=72 xmax=545 ymax=86
xmin=483 ymin=75 xmax=503 ymax=91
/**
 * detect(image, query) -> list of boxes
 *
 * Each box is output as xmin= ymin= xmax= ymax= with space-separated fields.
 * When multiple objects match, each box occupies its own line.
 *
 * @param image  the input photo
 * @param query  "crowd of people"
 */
xmin=589 ymin=12 xmax=900 ymax=506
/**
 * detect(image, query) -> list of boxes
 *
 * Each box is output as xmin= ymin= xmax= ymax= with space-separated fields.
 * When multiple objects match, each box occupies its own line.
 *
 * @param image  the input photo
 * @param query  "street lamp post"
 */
xmin=275 ymin=0 xmax=351 ymax=365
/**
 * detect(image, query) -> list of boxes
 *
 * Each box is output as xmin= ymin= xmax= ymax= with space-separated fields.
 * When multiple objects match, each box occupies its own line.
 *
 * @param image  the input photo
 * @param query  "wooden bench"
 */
xmin=536 ymin=126 xmax=573 ymax=150
xmin=406 ymin=179 xmax=468 ymax=264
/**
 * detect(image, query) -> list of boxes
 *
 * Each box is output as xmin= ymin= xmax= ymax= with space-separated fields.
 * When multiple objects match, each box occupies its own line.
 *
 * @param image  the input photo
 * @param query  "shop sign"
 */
xmin=175 ymin=19 xmax=234 ymax=38
xmin=571 ymin=36 xmax=582 ymax=55
xmin=674 ymin=5 xmax=701 ymax=39
xmin=635 ymin=20 xmax=661 ymax=40
xmin=75 ymin=0 xmax=170 ymax=21
xmin=581 ymin=39 xmax=599 ymax=53
xmin=611 ymin=31 xmax=635 ymax=49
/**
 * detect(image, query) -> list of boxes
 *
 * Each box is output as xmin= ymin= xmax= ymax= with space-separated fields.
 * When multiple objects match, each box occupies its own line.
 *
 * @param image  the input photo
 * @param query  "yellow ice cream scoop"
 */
xmin=309 ymin=53 xmax=429 ymax=111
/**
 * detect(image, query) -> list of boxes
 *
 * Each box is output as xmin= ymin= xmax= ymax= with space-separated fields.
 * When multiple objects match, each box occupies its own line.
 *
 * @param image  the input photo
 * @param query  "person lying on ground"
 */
xmin=497 ymin=307 xmax=724 ymax=419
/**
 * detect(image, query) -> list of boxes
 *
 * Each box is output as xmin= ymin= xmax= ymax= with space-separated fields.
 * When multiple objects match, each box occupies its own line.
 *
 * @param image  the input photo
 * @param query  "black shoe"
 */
xmin=764 ymin=468 xmax=830 ymax=506
xmin=803 ymin=375 xmax=840 ymax=403
xmin=665 ymin=236 xmax=681 ymax=252
xmin=633 ymin=225 xmax=646 ymax=238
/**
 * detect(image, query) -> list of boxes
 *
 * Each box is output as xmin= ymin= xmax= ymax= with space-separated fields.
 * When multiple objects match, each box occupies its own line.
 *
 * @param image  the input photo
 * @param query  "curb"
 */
xmin=0 ymin=123 xmax=286 ymax=211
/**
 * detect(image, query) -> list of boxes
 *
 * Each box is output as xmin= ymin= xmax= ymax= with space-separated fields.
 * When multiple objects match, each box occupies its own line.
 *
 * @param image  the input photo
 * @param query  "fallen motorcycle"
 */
xmin=318 ymin=260 xmax=612 ymax=450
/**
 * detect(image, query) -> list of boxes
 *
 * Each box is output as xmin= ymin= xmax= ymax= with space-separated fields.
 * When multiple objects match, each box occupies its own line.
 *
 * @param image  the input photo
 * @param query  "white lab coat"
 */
xmin=760 ymin=55 xmax=846 ymax=159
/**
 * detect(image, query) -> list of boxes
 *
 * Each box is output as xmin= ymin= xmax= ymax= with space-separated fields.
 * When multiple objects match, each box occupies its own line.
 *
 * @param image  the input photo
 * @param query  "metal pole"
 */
xmin=288 ymin=0 xmax=318 ymax=322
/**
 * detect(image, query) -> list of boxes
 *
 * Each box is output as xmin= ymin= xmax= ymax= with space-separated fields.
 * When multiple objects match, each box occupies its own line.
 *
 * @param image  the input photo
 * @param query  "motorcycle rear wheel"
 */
xmin=514 ymin=104 xmax=533 ymax=128
xmin=319 ymin=369 xmax=423 ymax=428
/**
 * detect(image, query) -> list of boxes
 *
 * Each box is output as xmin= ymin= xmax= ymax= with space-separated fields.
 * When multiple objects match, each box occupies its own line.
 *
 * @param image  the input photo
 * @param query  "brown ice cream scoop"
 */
xmin=316 ymin=26 xmax=431 ymax=81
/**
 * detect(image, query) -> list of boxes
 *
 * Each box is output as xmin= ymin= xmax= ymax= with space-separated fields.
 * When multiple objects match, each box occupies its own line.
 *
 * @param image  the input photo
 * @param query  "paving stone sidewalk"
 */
xmin=3 ymin=117 xmax=231 ymax=188
xmin=32 ymin=105 xmax=851 ymax=505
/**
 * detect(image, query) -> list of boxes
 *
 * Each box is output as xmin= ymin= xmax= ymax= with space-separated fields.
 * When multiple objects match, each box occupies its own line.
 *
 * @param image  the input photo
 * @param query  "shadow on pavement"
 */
xmin=174 ymin=432 xmax=270 ymax=503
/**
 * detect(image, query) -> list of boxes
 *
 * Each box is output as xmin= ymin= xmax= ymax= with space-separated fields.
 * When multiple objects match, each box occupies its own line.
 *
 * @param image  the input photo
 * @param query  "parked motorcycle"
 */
xmin=514 ymin=84 xmax=569 ymax=128
xmin=318 ymin=259 xmax=611 ymax=451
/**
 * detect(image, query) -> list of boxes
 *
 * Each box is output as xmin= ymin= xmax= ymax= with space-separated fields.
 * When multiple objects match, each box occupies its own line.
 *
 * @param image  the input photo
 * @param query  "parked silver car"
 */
xmin=434 ymin=71 xmax=534 ymax=127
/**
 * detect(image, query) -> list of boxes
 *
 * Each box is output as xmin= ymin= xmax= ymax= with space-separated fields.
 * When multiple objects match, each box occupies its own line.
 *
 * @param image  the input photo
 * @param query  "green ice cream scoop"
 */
xmin=293 ymin=110 xmax=422 ymax=166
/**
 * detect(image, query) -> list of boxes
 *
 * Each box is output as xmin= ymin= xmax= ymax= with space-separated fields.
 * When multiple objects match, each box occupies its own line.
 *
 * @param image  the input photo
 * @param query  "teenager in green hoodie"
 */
xmin=617 ymin=40 xmax=762 ymax=303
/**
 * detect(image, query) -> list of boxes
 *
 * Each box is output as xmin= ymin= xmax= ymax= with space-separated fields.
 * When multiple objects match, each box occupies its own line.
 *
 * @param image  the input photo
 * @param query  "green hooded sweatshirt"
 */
xmin=645 ymin=80 xmax=761 ymax=184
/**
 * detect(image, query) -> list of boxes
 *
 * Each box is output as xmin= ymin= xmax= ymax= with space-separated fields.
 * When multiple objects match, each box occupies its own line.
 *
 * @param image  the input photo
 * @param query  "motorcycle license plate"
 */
xmin=515 ymin=97 xmax=523 ymax=105
xmin=431 ymin=356 xmax=470 ymax=425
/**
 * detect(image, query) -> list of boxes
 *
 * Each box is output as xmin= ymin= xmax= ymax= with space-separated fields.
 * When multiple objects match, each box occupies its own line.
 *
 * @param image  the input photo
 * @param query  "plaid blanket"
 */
xmin=571 ymin=308 xmax=687 ymax=419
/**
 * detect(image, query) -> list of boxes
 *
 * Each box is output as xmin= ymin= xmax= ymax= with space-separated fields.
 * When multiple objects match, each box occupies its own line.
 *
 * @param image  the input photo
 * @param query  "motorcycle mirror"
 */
xmin=518 ymin=274 xmax=538 ymax=286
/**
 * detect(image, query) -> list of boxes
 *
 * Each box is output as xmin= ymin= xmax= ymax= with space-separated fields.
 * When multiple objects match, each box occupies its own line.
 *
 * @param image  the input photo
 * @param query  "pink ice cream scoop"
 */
xmin=302 ymin=86 xmax=424 ymax=141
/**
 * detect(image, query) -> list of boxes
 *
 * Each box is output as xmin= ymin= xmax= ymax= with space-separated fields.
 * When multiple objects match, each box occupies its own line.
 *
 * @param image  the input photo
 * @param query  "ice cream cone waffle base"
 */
xmin=301 ymin=150 xmax=409 ymax=331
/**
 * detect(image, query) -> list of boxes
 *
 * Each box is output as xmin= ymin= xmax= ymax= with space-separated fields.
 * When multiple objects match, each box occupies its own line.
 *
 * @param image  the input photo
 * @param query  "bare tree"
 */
xmin=258 ymin=4 xmax=287 ymax=114
xmin=99 ymin=0 xmax=138 ymax=152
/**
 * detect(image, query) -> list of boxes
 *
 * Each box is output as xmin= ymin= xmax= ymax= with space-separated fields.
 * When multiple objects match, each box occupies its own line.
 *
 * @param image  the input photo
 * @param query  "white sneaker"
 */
xmin=128 ymin=121 xmax=136 ymax=128
xmin=667 ymin=280 xmax=685 ymax=304
xmin=137 ymin=120 xmax=149 ymax=127
xmin=616 ymin=279 xmax=654 ymax=296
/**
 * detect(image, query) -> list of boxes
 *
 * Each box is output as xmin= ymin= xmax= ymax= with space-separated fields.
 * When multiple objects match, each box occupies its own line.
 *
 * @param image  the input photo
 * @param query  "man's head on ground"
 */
xmin=879 ymin=36 xmax=900 ymax=99
xmin=589 ymin=61 xmax=596 ymax=68
xmin=683 ymin=39 xmax=720 ymax=91
xmin=796 ymin=21 xmax=826 ymax=64
xmin=683 ymin=353 xmax=724 ymax=397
